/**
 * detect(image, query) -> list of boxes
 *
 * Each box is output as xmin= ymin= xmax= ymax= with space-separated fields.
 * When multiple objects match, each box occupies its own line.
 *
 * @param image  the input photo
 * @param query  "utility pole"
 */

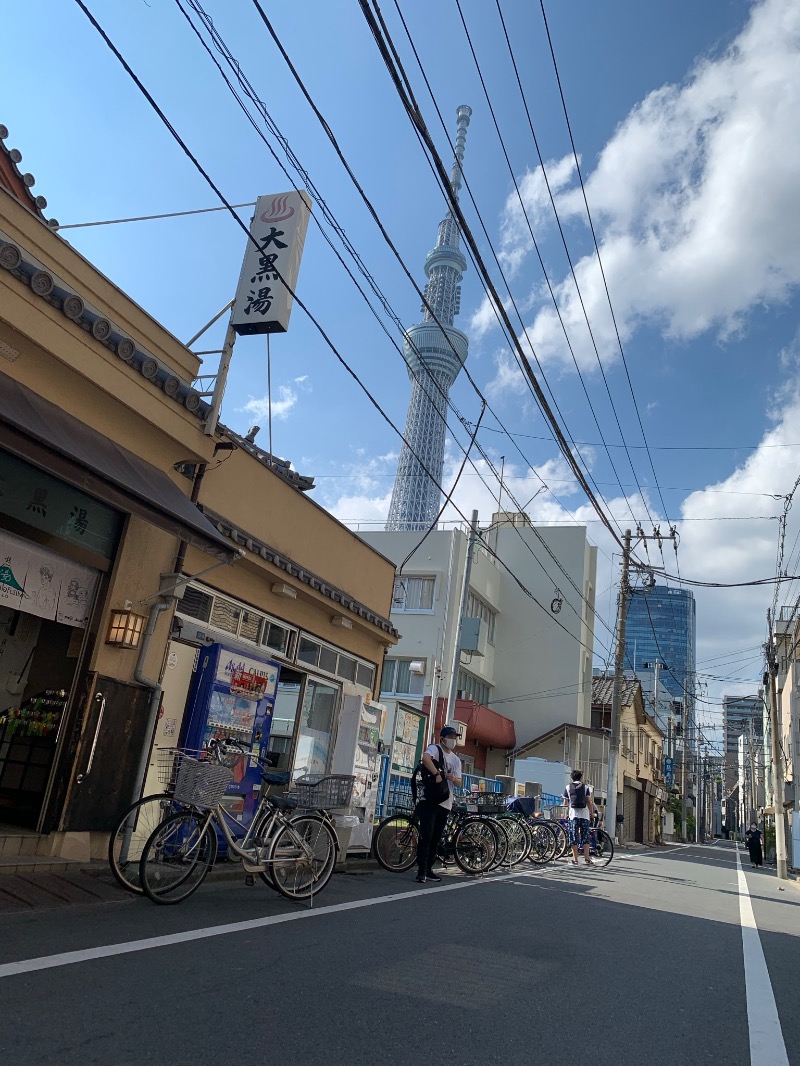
xmin=681 ymin=694 xmax=691 ymax=842
xmin=446 ymin=510 xmax=479 ymax=725
xmin=607 ymin=530 xmax=631 ymax=842
xmin=766 ymin=611 xmax=788 ymax=879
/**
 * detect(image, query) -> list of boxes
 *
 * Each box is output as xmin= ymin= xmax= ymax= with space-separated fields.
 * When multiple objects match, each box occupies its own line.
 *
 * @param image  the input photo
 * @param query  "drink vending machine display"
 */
xmin=182 ymin=643 xmax=281 ymax=831
xmin=330 ymin=684 xmax=386 ymax=851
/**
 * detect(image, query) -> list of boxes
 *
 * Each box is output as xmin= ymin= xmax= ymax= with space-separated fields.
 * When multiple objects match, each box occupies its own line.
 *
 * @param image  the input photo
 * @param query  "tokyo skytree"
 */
xmin=385 ymin=105 xmax=472 ymax=531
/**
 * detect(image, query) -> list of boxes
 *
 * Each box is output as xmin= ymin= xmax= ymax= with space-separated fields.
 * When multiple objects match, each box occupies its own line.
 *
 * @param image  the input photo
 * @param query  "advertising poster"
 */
xmin=391 ymin=707 xmax=426 ymax=776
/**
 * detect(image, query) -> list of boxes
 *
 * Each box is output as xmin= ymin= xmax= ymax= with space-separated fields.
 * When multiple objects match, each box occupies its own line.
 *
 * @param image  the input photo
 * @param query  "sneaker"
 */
xmin=585 ymin=859 xmax=596 ymax=866
xmin=426 ymin=871 xmax=442 ymax=882
xmin=414 ymin=874 xmax=427 ymax=884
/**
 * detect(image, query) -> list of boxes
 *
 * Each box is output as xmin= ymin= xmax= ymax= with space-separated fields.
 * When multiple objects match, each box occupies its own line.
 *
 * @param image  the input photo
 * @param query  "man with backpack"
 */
xmin=563 ymin=769 xmax=596 ymax=867
xmin=414 ymin=725 xmax=463 ymax=884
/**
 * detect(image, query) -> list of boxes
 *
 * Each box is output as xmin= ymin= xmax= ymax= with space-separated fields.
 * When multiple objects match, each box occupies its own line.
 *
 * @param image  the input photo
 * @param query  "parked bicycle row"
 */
xmin=372 ymin=794 xmax=614 ymax=877
xmin=108 ymin=738 xmax=352 ymax=906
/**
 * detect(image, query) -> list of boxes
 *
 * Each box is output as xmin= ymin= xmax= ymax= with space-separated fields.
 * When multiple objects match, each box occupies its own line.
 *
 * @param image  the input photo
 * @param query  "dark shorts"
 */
xmin=568 ymin=817 xmax=591 ymax=847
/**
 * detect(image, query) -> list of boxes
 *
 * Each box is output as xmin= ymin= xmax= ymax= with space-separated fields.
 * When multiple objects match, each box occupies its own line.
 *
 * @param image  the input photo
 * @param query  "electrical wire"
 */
xmin=453 ymin=0 xmax=650 ymax=529
xmin=180 ymin=0 xmax=617 ymax=653
xmin=72 ymin=0 xmax=607 ymax=662
xmin=358 ymin=0 xmax=629 ymax=550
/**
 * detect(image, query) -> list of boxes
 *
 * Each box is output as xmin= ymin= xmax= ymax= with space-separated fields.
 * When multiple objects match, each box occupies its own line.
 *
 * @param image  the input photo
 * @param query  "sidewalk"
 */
xmin=0 ymin=852 xmax=380 ymax=913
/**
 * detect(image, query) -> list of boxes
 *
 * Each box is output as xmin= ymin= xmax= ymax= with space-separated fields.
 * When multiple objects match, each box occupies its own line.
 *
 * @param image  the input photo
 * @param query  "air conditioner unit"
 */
xmin=459 ymin=617 xmax=487 ymax=657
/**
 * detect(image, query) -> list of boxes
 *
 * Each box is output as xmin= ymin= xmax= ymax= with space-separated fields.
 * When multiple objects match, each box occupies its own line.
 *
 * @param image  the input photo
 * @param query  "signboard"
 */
xmin=390 ymin=706 xmax=426 ymax=775
xmin=0 ymin=450 xmax=120 ymax=559
xmin=664 ymin=756 xmax=674 ymax=787
xmin=0 ymin=529 xmax=98 ymax=628
xmin=231 ymin=191 xmax=312 ymax=335
xmin=215 ymin=651 xmax=278 ymax=699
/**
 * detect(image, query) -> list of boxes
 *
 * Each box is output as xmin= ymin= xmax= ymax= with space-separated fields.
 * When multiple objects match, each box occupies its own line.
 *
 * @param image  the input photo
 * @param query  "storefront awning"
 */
xmin=0 ymin=371 xmax=237 ymax=562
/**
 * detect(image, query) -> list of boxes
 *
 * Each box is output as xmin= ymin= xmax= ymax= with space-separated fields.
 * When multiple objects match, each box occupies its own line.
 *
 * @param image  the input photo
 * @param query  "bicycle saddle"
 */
xmin=261 ymin=769 xmax=290 ymax=785
xmin=269 ymin=794 xmax=298 ymax=811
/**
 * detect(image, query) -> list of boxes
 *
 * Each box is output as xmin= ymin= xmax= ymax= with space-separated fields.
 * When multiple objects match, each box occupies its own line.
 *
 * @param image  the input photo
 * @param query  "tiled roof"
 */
xmin=591 ymin=674 xmax=640 ymax=707
xmin=222 ymin=426 xmax=315 ymax=492
xmin=0 ymin=124 xmax=58 ymax=227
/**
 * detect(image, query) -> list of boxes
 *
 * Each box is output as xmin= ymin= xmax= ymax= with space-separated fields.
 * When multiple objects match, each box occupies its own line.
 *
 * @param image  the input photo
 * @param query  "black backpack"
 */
xmin=568 ymin=781 xmax=587 ymax=809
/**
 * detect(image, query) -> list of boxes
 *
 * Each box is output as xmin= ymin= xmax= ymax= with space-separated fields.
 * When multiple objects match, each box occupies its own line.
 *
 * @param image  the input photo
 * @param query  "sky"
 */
xmin=4 ymin=0 xmax=800 ymax=744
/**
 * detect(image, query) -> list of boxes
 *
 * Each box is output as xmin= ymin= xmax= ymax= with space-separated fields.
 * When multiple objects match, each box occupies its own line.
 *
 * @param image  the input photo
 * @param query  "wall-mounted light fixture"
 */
xmin=106 ymin=610 xmax=146 ymax=649
xmin=272 ymin=583 xmax=297 ymax=599
xmin=331 ymin=615 xmax=353 ymax=629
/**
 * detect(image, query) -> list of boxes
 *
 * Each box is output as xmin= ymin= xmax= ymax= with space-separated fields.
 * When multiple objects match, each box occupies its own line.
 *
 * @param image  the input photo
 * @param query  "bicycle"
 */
xmin=108 ymin=738 xmax=247 ymax=894
xmin=559 ymin=817 xmax=615 ymax=868
xmin=373 ymin=800 xmax=500 ymax=876
xmin=137 ymin=750 xmax=351 ymax=905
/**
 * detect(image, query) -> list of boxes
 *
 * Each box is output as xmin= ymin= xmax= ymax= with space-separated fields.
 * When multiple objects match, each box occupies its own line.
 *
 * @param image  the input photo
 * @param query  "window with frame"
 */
xmin=392 ymin=576 xmax=435 ymax=612
xmin=380 ymin=658 xmax=425 ymax=696
xmin=457 ymin=669 xmax=492 ymax=707
xmin=466 ymin=591 xmax=497 ymax=644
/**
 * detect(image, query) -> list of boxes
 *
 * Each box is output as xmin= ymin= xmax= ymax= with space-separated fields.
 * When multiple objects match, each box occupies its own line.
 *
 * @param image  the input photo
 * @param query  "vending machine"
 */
xmin=330 ymin=683 xmax=386 ymax=852
xmin=182 ymin=643 xmax=280 ymax=829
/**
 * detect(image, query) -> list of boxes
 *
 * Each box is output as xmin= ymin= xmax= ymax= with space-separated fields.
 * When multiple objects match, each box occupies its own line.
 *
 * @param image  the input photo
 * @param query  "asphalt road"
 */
xmin=0 ymin=841 xmax=797 ymax=1066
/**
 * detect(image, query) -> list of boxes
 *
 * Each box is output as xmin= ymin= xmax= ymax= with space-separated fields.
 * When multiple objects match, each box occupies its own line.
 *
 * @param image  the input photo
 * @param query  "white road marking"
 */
xmin=0 ymin=868 xmax=534 ymax=979
xmin=735 ymin=848 xmax=790 ymax=1066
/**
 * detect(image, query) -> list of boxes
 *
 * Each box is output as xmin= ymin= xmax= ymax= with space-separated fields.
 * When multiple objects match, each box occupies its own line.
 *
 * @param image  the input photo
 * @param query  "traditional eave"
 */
xmin=221 ymin=426 xmax=315 ymax=492
xmin=0 ymin=124 xmax=57 ymax=227
xmin=201 ymin=507 xmax=400 ymax=639
xmin=0 ymin=229 xmax=208 ymax=420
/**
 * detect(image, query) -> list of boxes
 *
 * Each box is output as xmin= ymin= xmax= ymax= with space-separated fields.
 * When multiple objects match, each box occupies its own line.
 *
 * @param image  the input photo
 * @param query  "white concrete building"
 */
xmin=359 ymin=512 xmax=597 ymax=760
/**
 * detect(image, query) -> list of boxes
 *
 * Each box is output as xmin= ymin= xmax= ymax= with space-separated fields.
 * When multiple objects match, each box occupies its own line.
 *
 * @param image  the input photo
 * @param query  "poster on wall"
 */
xmin=390 ymin=707 xmax=426 ymax=776
xmin=0 ymin=531 xmax=98 ymax=629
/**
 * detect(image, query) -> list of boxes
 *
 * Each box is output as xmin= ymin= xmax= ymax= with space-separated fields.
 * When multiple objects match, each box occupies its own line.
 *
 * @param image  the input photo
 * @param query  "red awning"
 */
xmin=456 ymin=700 xmax=516 ymax=749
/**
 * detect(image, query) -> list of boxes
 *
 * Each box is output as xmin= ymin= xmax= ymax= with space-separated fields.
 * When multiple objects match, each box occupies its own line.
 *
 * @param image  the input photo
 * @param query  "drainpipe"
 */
xmin=129 ymin=592 xmax=176 ymax=806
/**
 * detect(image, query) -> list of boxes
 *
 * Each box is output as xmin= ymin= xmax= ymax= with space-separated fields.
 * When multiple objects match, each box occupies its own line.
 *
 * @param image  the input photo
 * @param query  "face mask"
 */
xmin=442 ymin=737 xmax=457 ymax=750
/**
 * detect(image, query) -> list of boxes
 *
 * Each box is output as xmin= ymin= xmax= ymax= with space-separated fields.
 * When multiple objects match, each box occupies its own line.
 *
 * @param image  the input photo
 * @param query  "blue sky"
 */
xmin=5 ymin=0 xmax=800 ymax=732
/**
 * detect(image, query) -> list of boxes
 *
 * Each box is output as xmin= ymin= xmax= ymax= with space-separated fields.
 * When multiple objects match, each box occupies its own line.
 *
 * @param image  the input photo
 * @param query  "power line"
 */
xmin=180 ymin=0 xmax=617 ymax=651
xmin=72 ymin=0 xmax=607 ymax=663
xmin=358 ymin=0 xmax=629 ymax=550
xmin=453 ymin=0 xmax=651 ymax=529
xmin=535 ymin=0 xmax=673 ymax=529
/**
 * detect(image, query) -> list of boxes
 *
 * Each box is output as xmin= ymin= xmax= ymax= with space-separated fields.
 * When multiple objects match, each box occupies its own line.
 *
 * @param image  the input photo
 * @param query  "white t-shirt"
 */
xmin=425 ymin=743 xmax=462 ymax=810
xmin=563 ymin=781 xmax=593 ymax=819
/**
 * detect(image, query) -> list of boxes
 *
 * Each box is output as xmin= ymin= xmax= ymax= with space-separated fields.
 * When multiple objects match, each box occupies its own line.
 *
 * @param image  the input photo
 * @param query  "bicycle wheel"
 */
xmin=108 ymin=794 xmax=181 ymax=894
xmin=373 ymin=814 xmax=419 ymax=873
xmin=487 ymin=816 xmax=509 ymax=870
xmin=495 ymin=814 xmax=530 ymax=866
xmin=139 ymin=810 xmax=216 ymax=904
xmin=593 ymin=829 xmax=614 ymax=867
xmin=453 ymin=817 xmax=497 ymax=874
xmin=546 ymin=820 xmax=569 ymax=859
xmin=268 ymin=814 xmax=337 ymax=901
xmin=527 ymin=822 xmax=557 ymax=865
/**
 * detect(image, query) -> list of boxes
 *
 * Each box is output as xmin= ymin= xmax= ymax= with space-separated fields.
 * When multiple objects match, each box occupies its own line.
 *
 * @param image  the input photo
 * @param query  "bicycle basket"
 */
xmin=291 ymin=774 xmax=356 ymax=809
xmin=172 ymin=756 xmax=233 ymax=809
xmin=156 ymin=747 xmax=207 ymax=789
xmin=461 ymin=791 xmax=507 ymax=815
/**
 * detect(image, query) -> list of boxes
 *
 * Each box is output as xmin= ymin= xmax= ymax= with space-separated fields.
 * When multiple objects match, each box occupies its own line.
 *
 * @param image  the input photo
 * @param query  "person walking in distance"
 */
xmin=415 ymin=726 xmax=463 ymax=884
xmin=563 ymin=769 xmax=596 ymax=867
xmin=745 ymin=822 xmax=763 ymax=868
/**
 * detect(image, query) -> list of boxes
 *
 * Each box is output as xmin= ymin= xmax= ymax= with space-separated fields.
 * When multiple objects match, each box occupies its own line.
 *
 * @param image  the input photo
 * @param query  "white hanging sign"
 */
xmin=230 ymin=191 xmax=312 ymax=335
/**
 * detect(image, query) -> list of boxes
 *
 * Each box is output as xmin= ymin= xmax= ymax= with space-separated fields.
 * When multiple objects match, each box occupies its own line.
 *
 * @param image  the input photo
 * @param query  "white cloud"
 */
xmin=483 ymin=0 xmax=800 ymax=378
xmin=242 ymin=384 xmax=298 ymax=421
